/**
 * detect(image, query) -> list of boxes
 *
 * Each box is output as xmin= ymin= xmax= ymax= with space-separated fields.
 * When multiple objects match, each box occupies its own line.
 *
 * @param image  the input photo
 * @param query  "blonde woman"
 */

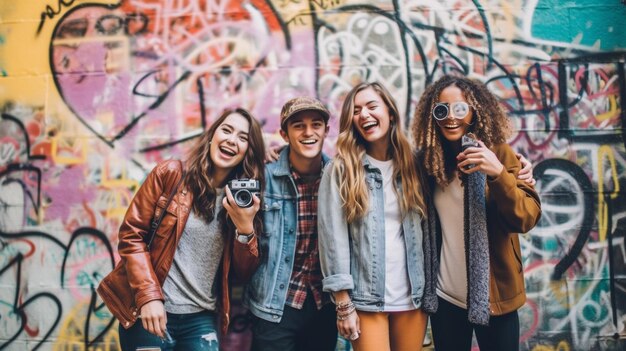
xmin=318 ymin=82 xmax=428 ymax=351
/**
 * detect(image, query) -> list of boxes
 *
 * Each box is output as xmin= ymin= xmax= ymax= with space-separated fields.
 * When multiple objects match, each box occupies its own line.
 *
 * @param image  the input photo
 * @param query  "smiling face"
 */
xmin=352 ymin=87 xmax=392 ymax=153
xmin=209 ymin=112 xmax=250 ymax=175
xmin=435 ymin=85 xmax=474 ymax=143
xmin=281 ymin=110 xmax=329 ymax=161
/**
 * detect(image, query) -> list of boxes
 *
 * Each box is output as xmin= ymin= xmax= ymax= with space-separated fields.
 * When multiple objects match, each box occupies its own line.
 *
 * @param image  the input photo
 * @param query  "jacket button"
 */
xmin=125 ymin=322 xmax=130 ymax=327
xmin=279 ymin=284 xmax=285 ymax=289
xmin=132 ymin=311 xmax=137 ymax=316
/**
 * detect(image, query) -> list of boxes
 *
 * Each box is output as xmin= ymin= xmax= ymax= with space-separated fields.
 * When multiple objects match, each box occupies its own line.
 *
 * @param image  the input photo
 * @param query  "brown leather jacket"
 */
xmin=97 ymin=160 xmax=260 ymax=334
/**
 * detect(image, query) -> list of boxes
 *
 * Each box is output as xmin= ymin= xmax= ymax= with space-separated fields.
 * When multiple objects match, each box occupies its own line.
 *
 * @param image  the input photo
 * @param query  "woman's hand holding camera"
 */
xmin=457 ymin=140 xmax=504 ymax=178
xmin=223 ymin=185 xmax=260 ymax=235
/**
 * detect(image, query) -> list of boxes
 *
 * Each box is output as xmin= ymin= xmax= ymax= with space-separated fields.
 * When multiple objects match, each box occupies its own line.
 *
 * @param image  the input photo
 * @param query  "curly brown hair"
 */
xmin=411 ymin=75 xmax=511 ymax=187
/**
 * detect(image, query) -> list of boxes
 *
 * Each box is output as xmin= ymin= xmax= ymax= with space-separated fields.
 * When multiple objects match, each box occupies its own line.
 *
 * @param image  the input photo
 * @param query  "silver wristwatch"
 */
xmin=235 ymin=229 xmax=255 ymax=244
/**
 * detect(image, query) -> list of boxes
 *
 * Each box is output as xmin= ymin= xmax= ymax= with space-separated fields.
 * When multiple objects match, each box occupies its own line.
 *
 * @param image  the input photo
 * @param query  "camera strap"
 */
xmin=146 ymin=170 xmax=186 ymax=251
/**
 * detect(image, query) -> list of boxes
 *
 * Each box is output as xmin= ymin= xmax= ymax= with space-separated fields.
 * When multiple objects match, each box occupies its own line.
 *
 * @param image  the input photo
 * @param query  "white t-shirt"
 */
xmin=366 ymin=155 xmax=414 ymax=311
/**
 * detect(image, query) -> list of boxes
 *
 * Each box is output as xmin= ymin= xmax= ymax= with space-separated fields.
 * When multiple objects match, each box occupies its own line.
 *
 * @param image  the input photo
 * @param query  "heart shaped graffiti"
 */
xmin=50 ymin=0 xmax=285 ymax=149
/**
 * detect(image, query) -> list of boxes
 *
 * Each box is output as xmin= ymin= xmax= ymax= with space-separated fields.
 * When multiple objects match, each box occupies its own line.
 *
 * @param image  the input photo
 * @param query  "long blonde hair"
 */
xmin=334 ymin=82 xmax=425 ymax=223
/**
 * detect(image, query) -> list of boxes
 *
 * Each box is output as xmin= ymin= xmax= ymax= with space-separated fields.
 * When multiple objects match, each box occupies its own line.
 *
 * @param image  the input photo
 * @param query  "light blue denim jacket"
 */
xmin=244 ymin=147 xmax=331 ymax=322
xmin=317 ymin=157 xmax=425 ymax=312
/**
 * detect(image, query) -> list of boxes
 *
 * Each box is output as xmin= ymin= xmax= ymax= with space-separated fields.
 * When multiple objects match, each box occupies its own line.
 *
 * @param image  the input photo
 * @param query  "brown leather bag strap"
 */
xmin=146 ymin=170 xmax=185 ymax=250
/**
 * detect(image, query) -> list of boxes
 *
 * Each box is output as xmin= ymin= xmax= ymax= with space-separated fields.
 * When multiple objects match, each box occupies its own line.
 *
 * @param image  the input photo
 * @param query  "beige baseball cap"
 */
xmin=280 ymin=96 xmax=330 ymax=129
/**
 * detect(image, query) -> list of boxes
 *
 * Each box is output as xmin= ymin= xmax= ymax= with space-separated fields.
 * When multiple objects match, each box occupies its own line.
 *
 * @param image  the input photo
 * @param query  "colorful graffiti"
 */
xmin=1 ymin=0 xmax=625 ymax=350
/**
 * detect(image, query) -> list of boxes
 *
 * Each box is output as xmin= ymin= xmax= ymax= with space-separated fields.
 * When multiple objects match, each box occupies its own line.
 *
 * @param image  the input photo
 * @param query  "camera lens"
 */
xmin=234 ymin=189 xmax=253 ymax=208
xmin=432 ymin=104 xmax=449 ymax=120
xmin=451 ymin=102 xmax=469 ymax=119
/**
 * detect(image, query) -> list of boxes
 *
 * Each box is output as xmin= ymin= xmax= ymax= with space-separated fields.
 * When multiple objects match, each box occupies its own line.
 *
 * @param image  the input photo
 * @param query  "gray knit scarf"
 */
xmin=421 ymin=171 xmax=490 ymax=326
xmin=464 ymin=171 xmax=490 ymax=325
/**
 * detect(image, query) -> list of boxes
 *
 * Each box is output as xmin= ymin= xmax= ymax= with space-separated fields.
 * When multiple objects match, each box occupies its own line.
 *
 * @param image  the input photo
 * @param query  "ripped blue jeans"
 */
xmin=118 ymin=310 xmax=219 ymax=351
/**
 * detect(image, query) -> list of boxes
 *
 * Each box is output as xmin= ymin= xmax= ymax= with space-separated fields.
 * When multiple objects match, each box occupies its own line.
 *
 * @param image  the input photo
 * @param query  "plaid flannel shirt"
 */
xmin=284 ymin=170 xmax=327 ymax=309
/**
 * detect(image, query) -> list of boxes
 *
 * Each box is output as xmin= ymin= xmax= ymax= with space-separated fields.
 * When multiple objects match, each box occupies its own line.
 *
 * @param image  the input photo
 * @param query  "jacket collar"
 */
xmin=272 ymin=146 xmax=330 ymax=177
xmin=362 ymin=153 xmax=375 ymax=170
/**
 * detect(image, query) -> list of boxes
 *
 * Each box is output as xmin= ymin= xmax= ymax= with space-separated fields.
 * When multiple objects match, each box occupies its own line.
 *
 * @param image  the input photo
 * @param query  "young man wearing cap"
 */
xmin=244 ymin=97 xmax=337 ymax=351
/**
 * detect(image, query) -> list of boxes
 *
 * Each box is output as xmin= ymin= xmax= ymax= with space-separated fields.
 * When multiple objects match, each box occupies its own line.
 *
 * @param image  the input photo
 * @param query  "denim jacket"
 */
xmin=244 ymin=147 xmax=331 ymax=322
xmin=317 ymin=157 xmax=425 ymax=312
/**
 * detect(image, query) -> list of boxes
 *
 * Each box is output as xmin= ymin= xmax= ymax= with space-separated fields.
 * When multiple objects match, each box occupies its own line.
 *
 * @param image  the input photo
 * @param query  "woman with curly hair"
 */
xmin=318 ymin=82 xmax=428 ymax=351
xmin=412 ymin=75 xmax=541 ymax=351
xmin=98 ymin=109 xmax=265 ymax=351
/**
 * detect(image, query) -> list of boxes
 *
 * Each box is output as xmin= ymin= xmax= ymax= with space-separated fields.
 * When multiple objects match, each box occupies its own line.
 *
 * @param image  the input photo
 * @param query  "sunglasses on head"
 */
xmin=432 ymin=102 xmax=471 ymax=120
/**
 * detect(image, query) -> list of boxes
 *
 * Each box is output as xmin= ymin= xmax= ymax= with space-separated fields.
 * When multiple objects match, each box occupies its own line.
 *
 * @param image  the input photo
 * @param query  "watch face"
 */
xmin=237 ymin=234 xmax=250 ymax=244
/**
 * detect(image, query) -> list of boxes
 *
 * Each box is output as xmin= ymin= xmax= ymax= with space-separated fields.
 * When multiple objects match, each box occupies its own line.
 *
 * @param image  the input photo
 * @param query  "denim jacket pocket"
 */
xmin=261 ymin=201 xmax=282 ymax=237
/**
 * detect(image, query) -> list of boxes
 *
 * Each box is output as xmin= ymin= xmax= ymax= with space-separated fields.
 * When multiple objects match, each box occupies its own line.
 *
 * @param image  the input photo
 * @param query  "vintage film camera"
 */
xmin=227 ymin=179 xmax=261 ymax=208
xmin=461 ymin=133 xmax=479 ymax=170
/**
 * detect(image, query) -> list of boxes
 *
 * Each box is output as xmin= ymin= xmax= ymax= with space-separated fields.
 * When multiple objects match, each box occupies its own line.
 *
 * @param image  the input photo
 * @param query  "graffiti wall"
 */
xmin=1 ymin=0 xmax=625 ymax=350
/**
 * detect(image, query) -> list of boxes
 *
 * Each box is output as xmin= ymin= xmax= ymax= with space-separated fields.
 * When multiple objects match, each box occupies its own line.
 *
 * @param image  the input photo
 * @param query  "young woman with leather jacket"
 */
xmin=98 ymin=108 xmax=265 ymax=350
